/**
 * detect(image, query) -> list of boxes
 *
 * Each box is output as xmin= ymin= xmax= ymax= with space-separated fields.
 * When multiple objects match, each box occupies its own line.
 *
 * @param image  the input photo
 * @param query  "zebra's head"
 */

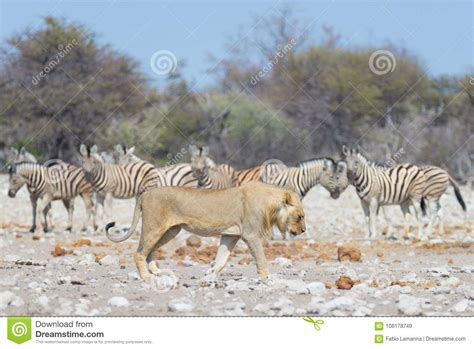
xmin=320 ymin=159 xmax=349 ymax=199
xmin=189 ymin=144 xmax=215 ymax=179
xmin=114 ymin=144 xmax=140 ymax=165
xmin=7 ymin=165 xmax=26 ymax=198
xmin=342 ymin=145 xmax=366 ymax=182
xmin=79 ymin=144 xmax=103 ymax=173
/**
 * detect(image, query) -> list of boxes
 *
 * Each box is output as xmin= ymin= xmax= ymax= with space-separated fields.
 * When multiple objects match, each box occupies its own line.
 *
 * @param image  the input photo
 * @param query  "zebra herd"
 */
xmin=6 ymin=144 xmax=466 ymax=240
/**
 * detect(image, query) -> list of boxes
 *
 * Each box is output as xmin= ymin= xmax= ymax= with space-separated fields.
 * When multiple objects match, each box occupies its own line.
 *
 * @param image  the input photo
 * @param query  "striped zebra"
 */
xmin=233 ymin=158 xmax=345 ymax=199
xmin=189 ymin=145 xmax=234 ymax=189
xmin=114 ymin=144 xmax=198 ymax=188
xmin=8 ymin=161 xmax=97 ymax=232
xmin=419 ymin=165 xmax=466 ymax=237
xmin=79 ymin=144 xmax=161 ymax=220
xmin=341 ymin=145 xmax=426 ymax=239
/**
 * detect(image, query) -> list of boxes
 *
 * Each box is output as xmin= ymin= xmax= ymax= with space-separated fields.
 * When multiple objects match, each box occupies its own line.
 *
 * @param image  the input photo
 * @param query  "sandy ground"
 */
xmin=0 ymin=174 xmax=472 ymax=316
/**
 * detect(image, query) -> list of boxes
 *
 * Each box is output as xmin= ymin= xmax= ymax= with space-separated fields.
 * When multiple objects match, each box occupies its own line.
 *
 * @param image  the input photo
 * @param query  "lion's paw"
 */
xmin=199 ymin=272 xmax=218 ymax=288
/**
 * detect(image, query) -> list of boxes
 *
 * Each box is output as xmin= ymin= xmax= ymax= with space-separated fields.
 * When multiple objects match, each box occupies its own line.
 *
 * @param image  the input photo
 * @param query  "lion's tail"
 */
xmin=105 ymin=194 xmax=143 ymax=243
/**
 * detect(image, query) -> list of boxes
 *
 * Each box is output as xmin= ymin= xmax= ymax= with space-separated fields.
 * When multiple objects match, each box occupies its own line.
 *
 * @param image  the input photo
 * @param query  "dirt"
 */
xmin=0 ymin=174 xmax=472 ymax=316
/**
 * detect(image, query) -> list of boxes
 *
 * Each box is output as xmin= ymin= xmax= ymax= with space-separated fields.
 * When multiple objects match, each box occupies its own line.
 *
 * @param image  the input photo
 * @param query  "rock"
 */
xmin=254 ymin=303 xmax=272 ymax=314
xmin=0 ymin=291 xmax=23 ymax=309
xmin=28 ymin=281 xmax=39 ymax=289
xmin=423 ymin=266 xmax=450 ymax=277
xmin=398 ymin=295 xmax=422 ymax=315
xmin=108 ymin=296 xmax=129 ymax=307
xmin=223 ymin=302 xmax=246 ymax=316
xmin=307 ymin=282 xmax=326 ymax=295
xmin=353 ymin=306 xmax=372 ymax=316
xmin=441 ymin=277 xmax=462 ymax=288
xmin=326 ymin=264 xmax=358 ymax=279
xmin=4 ymin=254 xmax=20 ymax=262
xmin=182 ymin=256 xmax=196 ymax=267
xmin=224 ymin=280 xmax=251 ymax=292
xmin=452 ymin=299 xmax=468 ymax=313
xmin=0 ymin=277 xmax=17 ymax=287
xmin=168 ymin=298 xmax=194 ymax=312
xmin=463 ymin=286 xmax=474 ymax=300
xmin=337 ymin=247 xmax=362 ymax=262
xmin=186 ymin=235 xmax=201 ymax=248
xmin=433 ymin=286 xmax=451 ymax=295
xmin=401 ymin=272 xmax=417 ymax=283
xmin=273 ymin=257 xmax=293 ymax=268
xmin=336 ymin=276 xmax=358 ymax=290
xmin=58 ymin=276 xmax=72 ymax=284
xmin=98 ymin=255 xmax=119 ymax=266
xmin=272 ymin=297 xmax=295 ymax=316
xmin=351 ymin=282 xmax=373 ymax=295
xmin=78 ymin=254 xmax=95 ymax=266
xmin=127 ymin=272 xmax=140 ymax=281
xmin=36 ymin=295 xmax=49 ymax=308
xmin=272 ymin=279 xmax=308 ymax=294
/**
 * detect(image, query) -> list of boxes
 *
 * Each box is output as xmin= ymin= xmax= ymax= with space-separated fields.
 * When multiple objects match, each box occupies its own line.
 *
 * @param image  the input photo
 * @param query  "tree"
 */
xmin=0 ymin=17 xmax=150 ymax=161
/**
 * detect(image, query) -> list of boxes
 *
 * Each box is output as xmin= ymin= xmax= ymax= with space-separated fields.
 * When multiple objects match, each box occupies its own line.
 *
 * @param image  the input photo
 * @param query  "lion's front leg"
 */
xmin=243 ymin=235 xmax=269 ymax=282
xmin=201 ymin=234 xmax=239 ymax=286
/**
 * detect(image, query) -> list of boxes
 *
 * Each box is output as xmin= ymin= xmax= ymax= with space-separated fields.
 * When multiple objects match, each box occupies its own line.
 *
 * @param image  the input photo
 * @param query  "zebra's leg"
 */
xmin=437 ymin=201 xmax=445 ymax=236
xmin=39 ymin=194 xmax=53 ymax=233
xmin=29 ymin=194 xmax=38 ymax=233
xmin=81 ymin=193 xmax=97 ymax=231
xmin=400 ymin=203 xmax=411 ymax=240
xmin=368 ymin=198 xmax=378 ymax=239
xmin=104 ymin=192 xmax=113 ymax=221
xmin=202 ymin=235 xmax=240 ymax=285
xmin=361 ymin=201 xmax=370 ymax=238
xmin=382 ymin=206 xmax=395 ymax=238
xmin=410 ymin=197 xmax=425 ymax=240
xmin=426 ymin=199 xmax=438 ymax=238
xmin=62 ymin=198 xmax=74 ymax=231
xmin=146 ymin=226 xmax=181 ymax=275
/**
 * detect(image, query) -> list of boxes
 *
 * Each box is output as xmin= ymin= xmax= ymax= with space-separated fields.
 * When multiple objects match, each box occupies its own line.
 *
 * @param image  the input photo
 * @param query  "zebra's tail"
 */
xmin=106 ymin=194 xmax=143 ymax=242
xmin=448 ymin=174 xmax=467 ymax=211
xmin=420 ymin=196 xmax=427 ymax=216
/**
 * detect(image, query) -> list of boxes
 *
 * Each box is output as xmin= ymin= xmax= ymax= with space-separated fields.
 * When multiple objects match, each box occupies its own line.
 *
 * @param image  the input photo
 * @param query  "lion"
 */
xmin=105 ymin=182 xmax=306 ymax=282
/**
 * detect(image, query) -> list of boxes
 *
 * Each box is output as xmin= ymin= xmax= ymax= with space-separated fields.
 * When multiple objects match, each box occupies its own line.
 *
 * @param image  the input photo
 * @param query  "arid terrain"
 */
xmin=0 ymin=174 xmax=472 ymax=316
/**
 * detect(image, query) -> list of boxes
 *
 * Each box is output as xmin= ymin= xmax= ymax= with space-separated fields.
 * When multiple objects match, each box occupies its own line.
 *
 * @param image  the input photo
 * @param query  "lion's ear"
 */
xmin=283 ymin=191 xmax=294 ymax=206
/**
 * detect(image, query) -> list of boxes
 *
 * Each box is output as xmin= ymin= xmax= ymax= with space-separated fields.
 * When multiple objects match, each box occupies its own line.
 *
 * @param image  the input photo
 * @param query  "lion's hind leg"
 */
xmin=147 ymin=226 xmax=181 ymax=275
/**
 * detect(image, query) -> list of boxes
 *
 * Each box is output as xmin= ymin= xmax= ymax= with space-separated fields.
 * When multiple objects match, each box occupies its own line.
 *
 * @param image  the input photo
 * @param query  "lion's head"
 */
xmin=275 ymin=191 xmax=306 ymax=237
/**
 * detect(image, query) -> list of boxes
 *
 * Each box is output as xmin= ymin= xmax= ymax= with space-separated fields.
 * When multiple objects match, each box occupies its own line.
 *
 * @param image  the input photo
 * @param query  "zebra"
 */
xmin=328 ymin=157 xmax=467 ymax=238
xmin=189 ymin=145 xmax=234 ymax=189
xmin=8 ymin=161 xmax=97 ymax=232
xmin=79 ymin=144 xmax=162 ymax=220
xmin=113 ymin=144 xmax=199 ymax=188
xmin=419 ymin=165 xmax=466 ymax=237
xmin=341 ymin=145 xmax=427 ymax=239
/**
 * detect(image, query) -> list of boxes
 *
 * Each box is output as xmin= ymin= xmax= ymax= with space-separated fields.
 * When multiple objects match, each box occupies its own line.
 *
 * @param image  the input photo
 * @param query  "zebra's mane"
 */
xmin=356 ymin=153 xmax=389 ymax=170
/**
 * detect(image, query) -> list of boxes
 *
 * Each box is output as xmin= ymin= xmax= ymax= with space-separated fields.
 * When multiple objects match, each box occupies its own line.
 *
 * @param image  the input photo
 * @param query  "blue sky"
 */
xmin=0 ymin=0 xmax=472 ymax=89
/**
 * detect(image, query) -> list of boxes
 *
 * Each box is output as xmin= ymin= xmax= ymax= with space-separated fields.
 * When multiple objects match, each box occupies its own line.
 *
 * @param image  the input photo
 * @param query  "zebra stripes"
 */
xmin=8 ymin=161 xmax=96 ymax=232
xmin=341 ymin=145 xmax=426 ymax=239
xmin=420 ymin=165 xmax=466 ymax=236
